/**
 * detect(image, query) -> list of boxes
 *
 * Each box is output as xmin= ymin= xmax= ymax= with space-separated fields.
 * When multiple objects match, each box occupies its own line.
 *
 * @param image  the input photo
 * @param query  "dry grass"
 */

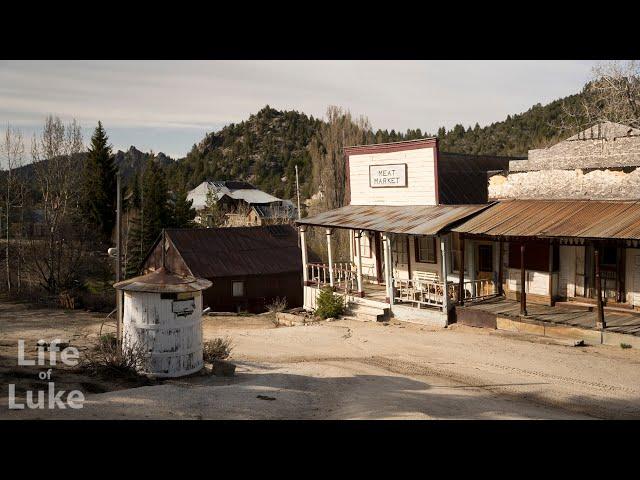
xmin=80 ymin=334 xmax=149 ymax=378
xmin=203 ymin=337 xmax=234 ymax=362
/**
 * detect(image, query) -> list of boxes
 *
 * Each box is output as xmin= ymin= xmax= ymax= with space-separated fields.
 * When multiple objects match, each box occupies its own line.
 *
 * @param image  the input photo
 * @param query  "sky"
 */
xmin=0 ymin=60 xmax=599 ymax=162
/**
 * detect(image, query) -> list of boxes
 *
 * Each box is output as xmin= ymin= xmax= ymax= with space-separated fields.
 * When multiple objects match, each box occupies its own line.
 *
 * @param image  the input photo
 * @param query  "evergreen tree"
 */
xmin=141 ymin=155 xmax=170 ymax=246
xmin=170 ymin=181 xmax=196 ymax=228
xmin=125 ymin=156 xmax=170 ymax=277
xmin=82 ymin=121 xmax=117 ymax=240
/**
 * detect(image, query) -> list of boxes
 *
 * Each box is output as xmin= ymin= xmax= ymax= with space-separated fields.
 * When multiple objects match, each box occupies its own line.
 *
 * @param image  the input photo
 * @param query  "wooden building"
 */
xmin=142 ymin=225 xmax=307 ymax=313
xmin=451 ymin=123 xmax=640 ymax=334
xmin=296 ymin=138 xmax=517 ymax=326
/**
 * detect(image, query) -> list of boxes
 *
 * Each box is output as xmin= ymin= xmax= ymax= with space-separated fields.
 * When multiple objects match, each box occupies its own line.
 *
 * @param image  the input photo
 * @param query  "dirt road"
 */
xmin=2 ymin=303 xmax=640 ymax=419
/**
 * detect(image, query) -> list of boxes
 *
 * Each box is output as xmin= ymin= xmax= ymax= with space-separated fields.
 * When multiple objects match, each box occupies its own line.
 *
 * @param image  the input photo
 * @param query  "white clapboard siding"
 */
xmin=575 ymin=246 xmax=585 ymax=297
xmin=627 ymin=249 xmax=640 ymax=306
xmin=507 ymin=268 xmax=550 ymax=295
xmin=559 ymin=245 xmax=576 ymax=298
xmin=349 ymin=147 xmax=437 ymax=206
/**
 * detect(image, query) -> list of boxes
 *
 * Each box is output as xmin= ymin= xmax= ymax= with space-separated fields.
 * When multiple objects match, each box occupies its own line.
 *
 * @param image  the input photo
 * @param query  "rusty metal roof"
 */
xmin=296 ymin=204 xmax=492 ymax=235
xmin=114 ymin=267 xmax=212 ymax=293
xmin=159 ymin=225 xmax=305 ymax=278
xmin=452 ymin=199 xmax=640 ymax=240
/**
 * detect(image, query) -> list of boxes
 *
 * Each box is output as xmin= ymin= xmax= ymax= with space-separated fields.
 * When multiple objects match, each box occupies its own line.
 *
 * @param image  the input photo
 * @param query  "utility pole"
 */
xmin=116 ymin=174 xmax=122 ymax=342
xmin=295 ymin=165 xmax=301 ymax=220
xmin=295 ymin=165 xmax=301 ymax=248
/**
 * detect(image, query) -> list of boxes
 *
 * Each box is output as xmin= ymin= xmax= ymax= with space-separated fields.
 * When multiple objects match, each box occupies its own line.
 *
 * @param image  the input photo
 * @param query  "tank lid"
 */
xmin=113 ymin=267 xmax=212 ymax=293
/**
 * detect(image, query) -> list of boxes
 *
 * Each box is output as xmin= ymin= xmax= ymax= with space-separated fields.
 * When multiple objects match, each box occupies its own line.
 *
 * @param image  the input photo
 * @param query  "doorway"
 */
xmin=477 ymin=244 xmax=494 ymax=280
xmin=477 ymin=244 xmax=494 ymax=297
xmin=583 ymin=245 xmax=625 ymax=303
xmin=374 ymin=232 xmax=385 ymax=284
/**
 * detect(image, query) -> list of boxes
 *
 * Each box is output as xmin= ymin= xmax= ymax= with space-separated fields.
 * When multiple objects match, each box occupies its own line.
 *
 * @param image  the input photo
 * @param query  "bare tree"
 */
xmin=560 ymin=60 xmax=640 ymax=134
xmin=28 ymin=116 xmax=86 ymax=294
xmin=1 ymin=125 xmax=25 ymax=293
xmin=309 ymin=106 xmax=372 ymax=212
xmin=306 ymin=106 xmax=373 ymax=262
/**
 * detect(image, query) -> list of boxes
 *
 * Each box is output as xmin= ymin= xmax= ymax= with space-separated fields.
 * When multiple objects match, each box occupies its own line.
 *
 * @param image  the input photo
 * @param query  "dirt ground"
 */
xmin=2 ymin=301 xmax=640 ymax=420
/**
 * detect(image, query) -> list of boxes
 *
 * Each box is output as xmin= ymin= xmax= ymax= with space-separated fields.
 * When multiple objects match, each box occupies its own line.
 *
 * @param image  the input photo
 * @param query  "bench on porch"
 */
xmin=394 ymin=271 xmax=446 ymax=308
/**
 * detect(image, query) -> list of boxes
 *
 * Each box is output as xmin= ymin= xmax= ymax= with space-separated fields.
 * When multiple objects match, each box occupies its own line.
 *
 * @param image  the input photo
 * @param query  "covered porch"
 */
xmin=297 ymin=203 xmax=493 ymax=324
xmin=452 ymin=199 xmax=640 ymax=331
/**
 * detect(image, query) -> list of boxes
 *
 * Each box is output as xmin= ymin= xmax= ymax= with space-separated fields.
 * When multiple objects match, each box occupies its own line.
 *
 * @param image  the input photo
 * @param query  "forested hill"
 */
xmin=164 ymin=92 xmax=584 ymax=201
xmin=436 ymin=92 xmax=585 ymax=156
xmin=165 ymin=106 xmax=322 ymax=200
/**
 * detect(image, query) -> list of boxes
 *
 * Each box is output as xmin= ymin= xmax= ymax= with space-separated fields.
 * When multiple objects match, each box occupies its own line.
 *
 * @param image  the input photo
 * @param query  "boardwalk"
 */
xmin=460 ymin=297 xmax=640 ymax=336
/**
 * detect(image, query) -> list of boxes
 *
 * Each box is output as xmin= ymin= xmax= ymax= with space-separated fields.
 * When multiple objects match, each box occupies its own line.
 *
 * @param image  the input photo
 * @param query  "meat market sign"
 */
xmin=369 ymin=164 xmax=407 ymax=188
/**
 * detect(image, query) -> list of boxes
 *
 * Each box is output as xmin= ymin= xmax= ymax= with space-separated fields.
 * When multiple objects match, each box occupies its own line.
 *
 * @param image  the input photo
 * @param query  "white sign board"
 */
xmin=369 ymin=164 xmax=407 ymax=188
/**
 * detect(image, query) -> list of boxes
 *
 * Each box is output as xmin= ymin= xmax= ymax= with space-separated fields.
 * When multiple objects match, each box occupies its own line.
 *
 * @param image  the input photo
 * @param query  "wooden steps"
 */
xmin=345 ymin=302 xmax=390 ymax=322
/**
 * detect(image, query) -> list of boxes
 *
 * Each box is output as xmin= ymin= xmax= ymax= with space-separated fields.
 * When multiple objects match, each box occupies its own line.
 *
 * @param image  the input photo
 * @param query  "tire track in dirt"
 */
xmin=238 ymin=353 xmax=640 ymax=419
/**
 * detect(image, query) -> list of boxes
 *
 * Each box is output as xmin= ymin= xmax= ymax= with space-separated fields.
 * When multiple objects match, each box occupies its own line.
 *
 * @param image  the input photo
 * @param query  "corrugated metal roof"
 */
xmin=114 ymin=267 xmax=212 ymax=293
xmin=452 ymin=199 xmax=640 ymax=240
xmin=162 ymin=225 xmax=304 ymax=278
xmin=296 ymin=204 xmax=492 ymax=235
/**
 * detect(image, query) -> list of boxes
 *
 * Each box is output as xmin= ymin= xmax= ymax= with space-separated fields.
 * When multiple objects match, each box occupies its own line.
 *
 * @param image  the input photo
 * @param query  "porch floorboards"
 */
xmin=459 ymin=297 xmax=640 ymax=336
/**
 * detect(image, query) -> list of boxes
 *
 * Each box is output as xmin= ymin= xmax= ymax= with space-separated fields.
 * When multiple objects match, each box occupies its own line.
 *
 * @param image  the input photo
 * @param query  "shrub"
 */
xmin=621 ymin=343 xmax=632 ymax=349
xmin=81 ymin=333 xmax=149 ymax=378
xmin=314 ymin=286 xmax=344 ymax=319
xmin=266 ymin=296 xmax=287 ymax=314
xmin=203 ymin=337 xmax=233 ymax=362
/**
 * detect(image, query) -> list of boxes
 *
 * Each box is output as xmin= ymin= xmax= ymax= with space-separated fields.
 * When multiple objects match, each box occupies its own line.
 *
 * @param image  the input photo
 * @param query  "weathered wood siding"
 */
xmin=348 ymin=147 xmax=437 ymax=206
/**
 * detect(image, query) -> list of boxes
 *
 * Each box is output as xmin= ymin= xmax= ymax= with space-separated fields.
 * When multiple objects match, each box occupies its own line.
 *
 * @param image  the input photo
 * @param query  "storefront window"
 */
xmin=354 ymin=232 xmax=371 ymax=258
xmin=450 ymin=232 xmax=466 ymax=273
xmin=415 ymin=236 xmax=436 ymax=263
xmin=393 ymin=236 xmax=408 ymax=264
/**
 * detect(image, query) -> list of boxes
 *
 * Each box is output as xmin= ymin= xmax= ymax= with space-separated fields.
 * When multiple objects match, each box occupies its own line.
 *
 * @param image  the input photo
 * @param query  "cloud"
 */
xmin=0 ymin=60 xmax=597 ymax=159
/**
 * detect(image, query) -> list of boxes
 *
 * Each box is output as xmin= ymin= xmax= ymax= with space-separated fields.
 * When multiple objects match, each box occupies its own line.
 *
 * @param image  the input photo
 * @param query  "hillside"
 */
xmin=164 ymin=93 xmax=585 ymax=202
xmin=437 ymin=92 xmax=585 ymax=156
xmin=165 ymin=106 xmax=322 ymax=201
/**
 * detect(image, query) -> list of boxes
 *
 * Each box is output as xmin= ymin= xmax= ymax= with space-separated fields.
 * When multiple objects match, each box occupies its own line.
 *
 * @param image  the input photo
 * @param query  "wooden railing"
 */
xmin=455 ymin=279 xmax=497 ymax=302
xmin=307 ymin=262 xmax=357 ymax=292
xmin=393 ymin=279 xmax=456 ymax=308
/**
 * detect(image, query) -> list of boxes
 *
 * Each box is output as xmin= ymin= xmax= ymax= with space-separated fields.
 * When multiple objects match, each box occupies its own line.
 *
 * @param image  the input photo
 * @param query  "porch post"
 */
xmin=355 ymin=230 xmax=364 ymax=297
xmin=441 ymin=235 xmax=449 ymax=315
xmin=520 ymin=242 xmax=527 ymax=316
xmin=300 ymin=225 xmax=309 ymax=285
xmin=595 ymin=245 xmax=606 ymax=329
xmin=498 ymin=239 xmax=504 ymax=296
xmin=458 ymin=234 xmax=465 ymax=305
xmin=326 ymin=228 xmax=335 ymax=288
xmin=382 ymin=233 xmax=393 ymax=304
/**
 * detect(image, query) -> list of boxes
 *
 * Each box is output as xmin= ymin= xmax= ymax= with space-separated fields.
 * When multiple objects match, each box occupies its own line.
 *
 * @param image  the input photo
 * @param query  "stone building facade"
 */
xmin=489 ymin=122 xmax=640 ymax=201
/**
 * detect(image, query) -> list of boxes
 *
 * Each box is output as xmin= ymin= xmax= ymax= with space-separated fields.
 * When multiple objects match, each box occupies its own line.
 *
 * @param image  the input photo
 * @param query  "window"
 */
xmin=354 ymin=231 xmax=371 ymax=258
xmin=600 ymin=246 xmax=617 ymax=267
xmin=415 ymin=236 xmax=436 ymax=264
xmin=508 ymin=242 xmax=557 ymax=272
xmin=393 ymin=236 xmax=408 ymax=265
xmin=450 ymin=232 xmax=466 ymax=273
xmin=232 ymin=281 xmax=244 ymax=297
xmin=478 ymin=245 xmax=493 ymax=273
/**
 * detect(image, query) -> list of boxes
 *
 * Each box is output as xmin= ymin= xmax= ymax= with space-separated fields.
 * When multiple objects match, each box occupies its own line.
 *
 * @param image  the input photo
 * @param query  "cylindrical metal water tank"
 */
xmin=114 ymin=268 xmax=212 ymax=378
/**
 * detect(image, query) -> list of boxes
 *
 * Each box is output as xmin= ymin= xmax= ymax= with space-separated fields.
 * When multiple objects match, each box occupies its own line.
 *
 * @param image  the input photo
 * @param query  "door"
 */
xmin=477 ymin=244 xmax=494 ymax=296
xmin=374 ymin=232 xmax=385 ymax=285
xmin=584 ymin=245 xmax=623 ymax=303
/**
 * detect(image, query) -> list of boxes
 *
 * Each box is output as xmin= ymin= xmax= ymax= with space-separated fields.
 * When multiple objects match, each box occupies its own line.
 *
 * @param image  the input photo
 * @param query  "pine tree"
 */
xmin=141 ymin=155 xmax=170 ymax=246
xmin=82 ymin=121 xmax=117 ymax=240
xmin=124 ymin=156 xmax=171 ymax=277
xmin=170 ymin=182 xmax=196 ymax=228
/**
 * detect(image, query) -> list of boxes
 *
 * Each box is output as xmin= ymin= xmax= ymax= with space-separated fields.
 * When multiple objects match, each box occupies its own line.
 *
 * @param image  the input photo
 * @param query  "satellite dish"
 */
xmin=107 ymin=247 xmax=118 ymax=257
